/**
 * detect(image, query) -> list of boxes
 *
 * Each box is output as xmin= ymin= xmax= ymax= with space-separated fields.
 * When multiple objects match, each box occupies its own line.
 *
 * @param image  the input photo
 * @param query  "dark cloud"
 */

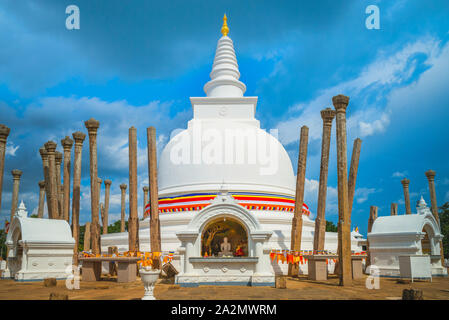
xmin=0 ymin=0 xmax=351 ymax=95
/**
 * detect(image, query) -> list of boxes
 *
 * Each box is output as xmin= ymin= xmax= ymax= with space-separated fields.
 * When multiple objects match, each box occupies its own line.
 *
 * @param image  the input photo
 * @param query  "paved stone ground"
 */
xmin=0 ymin=275 xmax=448 ymax=300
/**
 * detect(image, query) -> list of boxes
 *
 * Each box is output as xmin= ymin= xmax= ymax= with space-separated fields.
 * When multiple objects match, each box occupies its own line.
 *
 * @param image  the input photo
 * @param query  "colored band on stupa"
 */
xmin=145 ymin=192 xmax=310 ymax=216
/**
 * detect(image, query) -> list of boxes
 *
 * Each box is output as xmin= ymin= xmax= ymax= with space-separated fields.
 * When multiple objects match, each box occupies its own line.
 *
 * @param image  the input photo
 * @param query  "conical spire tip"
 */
xmin=221 ymin=14 xmax=229 ymax=36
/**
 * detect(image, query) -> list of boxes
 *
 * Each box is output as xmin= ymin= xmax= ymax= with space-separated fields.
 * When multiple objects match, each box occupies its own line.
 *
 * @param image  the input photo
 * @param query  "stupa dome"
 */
xmin=158 ymin=120 xmax=295 ymax=195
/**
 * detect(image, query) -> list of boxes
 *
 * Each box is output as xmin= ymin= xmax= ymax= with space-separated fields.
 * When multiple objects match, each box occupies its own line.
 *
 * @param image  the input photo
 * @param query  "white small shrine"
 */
xmin=3 ymin=201 xmax=75 ymax=281
xmin=367 ymin=197 xmax=447 ymax=277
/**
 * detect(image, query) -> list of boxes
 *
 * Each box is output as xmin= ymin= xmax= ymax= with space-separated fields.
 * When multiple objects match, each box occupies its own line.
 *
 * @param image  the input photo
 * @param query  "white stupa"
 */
xmin=102 ymin=15 xmax=364 ymax=286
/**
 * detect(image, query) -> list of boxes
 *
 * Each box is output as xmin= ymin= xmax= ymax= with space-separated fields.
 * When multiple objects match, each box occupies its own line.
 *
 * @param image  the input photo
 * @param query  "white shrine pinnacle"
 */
xmin=417 ymin=196 xmax=427 ymax=208
xmin=203 ymin=15 xmax=246 ymax=98
xmin=16 ymin=200 xmax=28 ymax=218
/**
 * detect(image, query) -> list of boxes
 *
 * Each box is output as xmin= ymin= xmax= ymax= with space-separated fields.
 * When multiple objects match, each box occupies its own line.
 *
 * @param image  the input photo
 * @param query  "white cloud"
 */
xmin=276 ymin=36 xmax=442 ymax=146
xmin=392 ymin=171 xmax=408 ymax=178
xmin=5 ymin=142 xmax=19 ymax=156
xmin=358 ymin=112 xmax=390 ymax=138
xmin=303 ymin=177 xmax=339 ymax=217
xmin=355 ymin=187 xmax=377 ymax=204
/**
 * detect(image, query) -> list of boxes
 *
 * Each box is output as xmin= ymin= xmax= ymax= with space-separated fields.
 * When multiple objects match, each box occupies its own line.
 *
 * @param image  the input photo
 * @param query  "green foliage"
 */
xmin=29 ymin=214 xmax=38 ymax=218
xmin=439 ymin=202 xmax=449 ymax=259
xmin=325 ymin=220 xmax=338 ymax=232
xmin=107 ymin=220 xmax=127 ymax=234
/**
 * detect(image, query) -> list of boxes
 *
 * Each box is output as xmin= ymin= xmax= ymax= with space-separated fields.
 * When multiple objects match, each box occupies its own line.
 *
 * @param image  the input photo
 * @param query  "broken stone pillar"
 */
xmin=391 ymin=203 xmax=398 ymax=216
xmin=143 ymin=186 xmax=149 ymax=218
xmin=147 ymin=127 xmax=161 ymax=258
xmin=45 ymin=141 xmax=60 ymax=219
xmin=366 ymin=206 xmax=378 ymax=268
xmin=289 ymin=125 xmax=308 ymax=276
xmin=55 ymin=151 xmax=63 ymax=219
xmin=128 ymin=127 xmax=139 ymax=252
xmin=10 ymin=169 xmax=22 ymax=221
xmin=332 ymin=94 xmax=352 ymax=286
xmin=314 ymin=108 xmax=335 ymax=252
xmin=71 ymin=131 xmax=86 ymax=265
xmin=103 ymin=179 xmax=111 ymax=234
xmin=39 ymin=147 xmax=53 ymax=219
xmin=61 ymin=136 xmax=73 ymax=223
xmin=85 ymin=118 xmax=101 ymax=255
xmin=401 ymin=178 xmax=411 ymax=215
xmin=84 ymin=222 xmax=91 ymax=251
xmin=38 ymin=180 xmax=46 ymax=218
xmin=348 ymin=138 xmax=362 ymax=216
xmin=120 ymin=183 xmax=127 ymax=233
xmin=425 ymin=170 xmax=445 ymax=266
xmin=0 ymin=124 xmax=10 ymax=214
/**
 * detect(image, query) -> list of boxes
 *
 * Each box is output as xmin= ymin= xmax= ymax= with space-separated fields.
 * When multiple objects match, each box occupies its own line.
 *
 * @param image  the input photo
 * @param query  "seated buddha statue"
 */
xmin=219 ymin=237 xmax=232 ymax=257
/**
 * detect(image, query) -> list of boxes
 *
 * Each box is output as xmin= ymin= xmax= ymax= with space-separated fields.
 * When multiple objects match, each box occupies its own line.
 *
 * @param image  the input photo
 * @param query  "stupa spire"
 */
xmin=221 ymin=14 xmax=229 ymax=36
xmin=203 ymin=14 xmax=246 ymax=97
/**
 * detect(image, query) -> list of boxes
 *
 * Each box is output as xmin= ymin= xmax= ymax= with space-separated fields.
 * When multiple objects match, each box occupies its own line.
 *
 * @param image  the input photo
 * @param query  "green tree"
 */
xmin=325 ymin=220 xmax=338 ymax=232
xmin=439 ymin=202 xmax=449 ymax=259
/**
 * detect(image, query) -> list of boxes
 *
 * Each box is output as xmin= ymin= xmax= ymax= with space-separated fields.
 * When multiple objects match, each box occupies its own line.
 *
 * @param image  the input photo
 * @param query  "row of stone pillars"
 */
xmin=0 ymin=120 xmax=161 ymax=264
xmin=79 ymin=120 xmax=161 ymax=264
xmin=288 ymin=94 xmax=362 ymax=286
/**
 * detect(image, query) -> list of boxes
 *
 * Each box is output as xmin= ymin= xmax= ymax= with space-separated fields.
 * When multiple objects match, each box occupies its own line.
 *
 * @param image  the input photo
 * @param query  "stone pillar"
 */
xmin=0 ymin=124 xmax=10 ymax=214
xmin=147 ymin=127 xmax=161 ymax=256
xmin=97 ymin=178 xmax=102 ymax=205
xmin=366 ymin=206 xmax=378 ymax=268
xmin=425 ymin=170 xmax=445 ymax=266
xmin=128 ymin=127 xmax=138 ymax=252
xmin=401 ymin=178 xmax=411 ymax=215
xmin=45 ymin=141 xmax=60 ymax=219
xmin=97 ymin=177 xmax=102 ymax=228
xmin=55 ymin=151 xmax=63 ymax=219
xmin=100 ymin=203 xmax=105 ymax=234
xmin=288 ymin=125 xmax=308 ymax=276
xmin=143 ymin=186 xmax=149 ymax=218
xmin=84 ymin=118 xmax=100 ymax=255
xmin=39 ymin=147 xmax=53 ymax=219
xmin=84 ymin=222 xmax=91 ymax=251
xmin=71 ymin=131 xmax=86 ymax=265
xmin=37 ymin=180 xmax=46 ymax=218
xmin=332 ymin=94 xmax=352 ymax=286
xmin=348 ymin=138 xmax=362 ymax=216
xmin=314 ymin=108 xmax=335 ymax=252
xmin=61 ymin=136 xmax=73 ymax=223
xmin=10 ymin=170 xmax=22 ymax=221
xmin=103 ymin=179 xmax=111 ymax=234
xmin=120 ymin=184 xmax=127 ymax=233
xmin=425 ymin=170 xmax=440 ymax=224
xmin=390 ymin=203 xmax=398 ymax=216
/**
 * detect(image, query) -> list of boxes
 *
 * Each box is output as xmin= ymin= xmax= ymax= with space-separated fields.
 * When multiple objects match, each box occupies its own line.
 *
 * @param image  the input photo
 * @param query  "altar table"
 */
xmin=79 ymin=257 xmax=141 ymax=283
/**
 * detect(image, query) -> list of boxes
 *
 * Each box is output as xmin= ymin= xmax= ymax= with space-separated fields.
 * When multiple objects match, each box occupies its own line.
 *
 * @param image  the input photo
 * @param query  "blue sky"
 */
xmin=1 ymin=0 xmax=449 ymax=236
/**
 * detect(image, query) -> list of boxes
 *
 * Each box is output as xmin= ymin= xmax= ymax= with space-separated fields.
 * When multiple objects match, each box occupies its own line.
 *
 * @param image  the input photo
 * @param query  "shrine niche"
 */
xmin=201 ymin=217 xmax=248 ymax=257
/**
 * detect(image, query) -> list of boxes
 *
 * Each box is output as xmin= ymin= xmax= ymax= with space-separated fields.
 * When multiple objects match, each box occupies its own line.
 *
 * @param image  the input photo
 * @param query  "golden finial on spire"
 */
xmin=221 ymin=14 xmax=229 ymax=36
